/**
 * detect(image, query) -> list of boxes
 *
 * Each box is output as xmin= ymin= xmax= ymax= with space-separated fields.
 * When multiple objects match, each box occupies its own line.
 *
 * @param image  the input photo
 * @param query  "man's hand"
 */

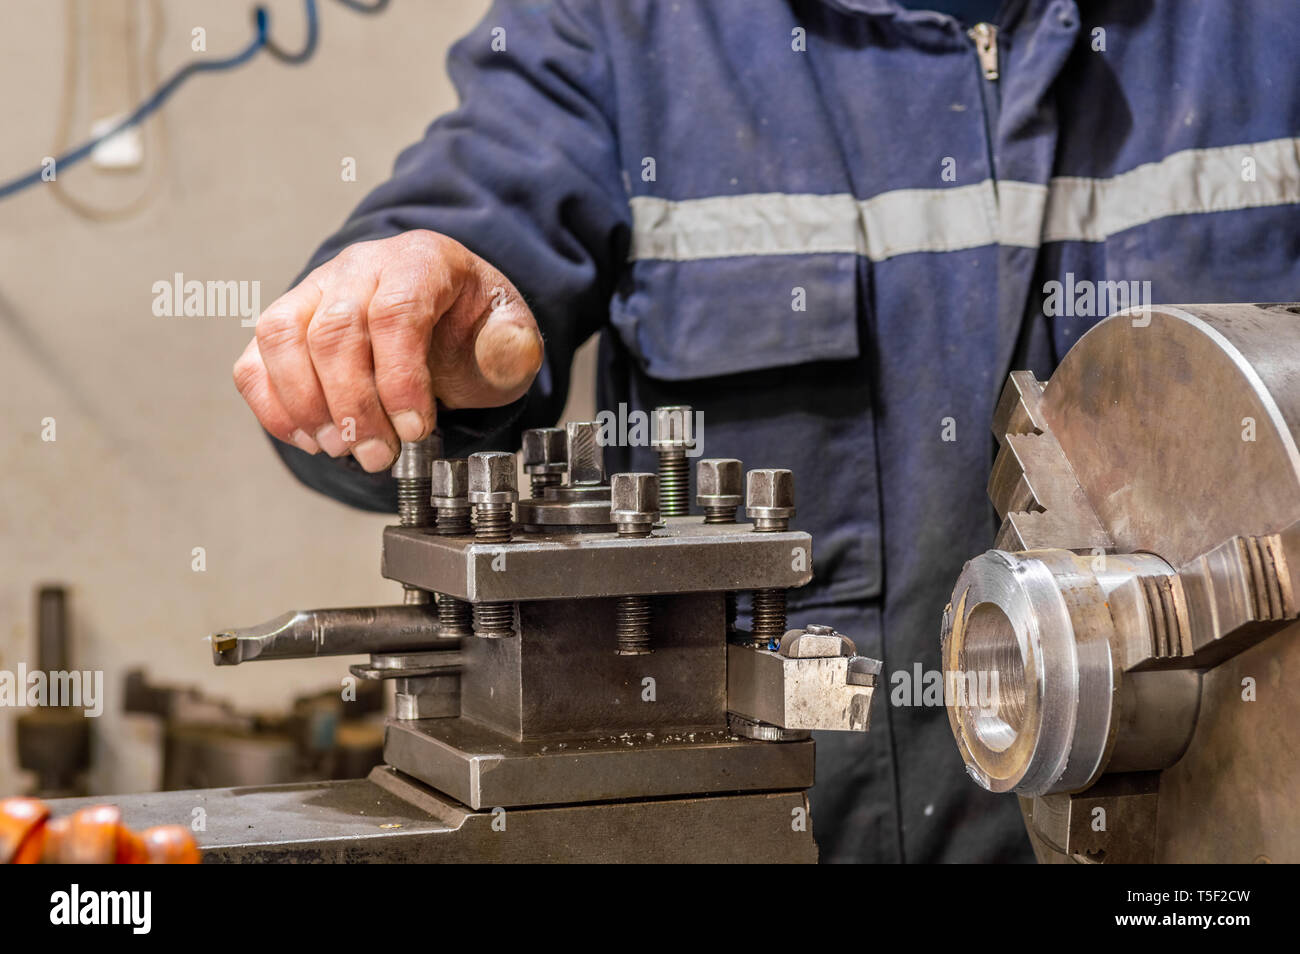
xmin=233 ymin=230 xmax=543 ymax=472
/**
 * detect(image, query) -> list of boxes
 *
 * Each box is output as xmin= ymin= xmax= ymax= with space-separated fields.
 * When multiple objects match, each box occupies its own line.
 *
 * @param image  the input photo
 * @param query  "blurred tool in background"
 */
xmin=124 ymin=668 xmax=384 ymax=789
xmin=15 ymin=585 xmax=91 ymax=799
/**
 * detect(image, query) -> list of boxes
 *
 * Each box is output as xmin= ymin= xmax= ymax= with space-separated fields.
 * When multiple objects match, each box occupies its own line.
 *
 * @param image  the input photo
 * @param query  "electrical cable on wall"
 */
xmin=49 ymin=0 xmax=167 ymax=222
xmin=0 ymin=0 xmax=388 ymax=203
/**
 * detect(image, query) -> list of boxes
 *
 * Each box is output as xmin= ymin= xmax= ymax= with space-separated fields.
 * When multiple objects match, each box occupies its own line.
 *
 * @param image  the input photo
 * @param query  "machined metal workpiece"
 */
xmin=942 ymin=548 xmax=1196 ymax=796
xmin=942 ymin=302 xmax=1300 ymax=863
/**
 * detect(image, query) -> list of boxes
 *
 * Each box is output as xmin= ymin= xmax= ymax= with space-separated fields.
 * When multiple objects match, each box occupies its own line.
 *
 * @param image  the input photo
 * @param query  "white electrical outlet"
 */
xmin=89 ymin=113 xmax=144 ymax=171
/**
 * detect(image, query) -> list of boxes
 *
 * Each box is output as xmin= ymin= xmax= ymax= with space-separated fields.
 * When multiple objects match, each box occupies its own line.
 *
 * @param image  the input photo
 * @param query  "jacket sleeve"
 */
xmin=268 ymin=0 xmax=629 ymax=513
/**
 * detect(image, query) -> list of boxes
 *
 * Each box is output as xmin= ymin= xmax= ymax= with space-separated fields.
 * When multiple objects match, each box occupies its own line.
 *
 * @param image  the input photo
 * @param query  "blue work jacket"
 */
xmin=272 ymin=0 xmax=1300 ymax=862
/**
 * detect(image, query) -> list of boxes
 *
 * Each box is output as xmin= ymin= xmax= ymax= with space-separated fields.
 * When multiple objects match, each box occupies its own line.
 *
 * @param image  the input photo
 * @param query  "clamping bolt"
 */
xmin=431 ymin=458 xmax=471 ymax=535
xmin=468 ymin=452 xmax=517 ymax=544
xmin=468 ymin=452 xmax=519 ymax=638
xmin=746 ymin=469 xmax=796 ymax=648
xmin=392 ymin=435 xmax=440 ymax=604
xmin=611 ymin=473 xmax=659 ymax=655
xmin=698 ymin=458 xmax=743 ymax=634
xmin=427 ymin=458 xmax=473 ymax=634
xmin=652 ymin=406 xmax=694 ymax=517
xmin=522 ymin=427 xmax=568 ymax=498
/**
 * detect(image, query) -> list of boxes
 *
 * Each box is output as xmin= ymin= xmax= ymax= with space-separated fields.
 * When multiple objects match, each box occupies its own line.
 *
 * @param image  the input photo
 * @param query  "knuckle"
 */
xmin=338 ymin=391 xmax=384 ymax=430
xmin=369 ymin=288 xmax=427 ymax=329
xmin=375 ymin=362 xmax=431 ymax=406
xmin=231 ymin=353 xmax=260 ymax=395
xmin=307 ymin=304 xmax=363 ymax=355
xmin=399 ymin=229 xmax=444 ymax=255
xmin=255 ymin=308 xmax=302 ymax=353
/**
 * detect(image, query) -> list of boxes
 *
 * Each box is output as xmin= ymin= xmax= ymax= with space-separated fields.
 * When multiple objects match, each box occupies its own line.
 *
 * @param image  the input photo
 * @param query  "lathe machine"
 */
xmin=43 ymin=412 xmax=880 ymax=862
xmin=33 ymin=301 xmax=1299 ymax=864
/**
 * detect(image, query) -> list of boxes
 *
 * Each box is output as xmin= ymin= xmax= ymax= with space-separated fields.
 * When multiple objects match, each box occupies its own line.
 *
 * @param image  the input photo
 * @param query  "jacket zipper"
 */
xmin=967 ymin=22 xmax=999 ymax=81
xmin=967 ymin=20 xmax=1001 ymax=185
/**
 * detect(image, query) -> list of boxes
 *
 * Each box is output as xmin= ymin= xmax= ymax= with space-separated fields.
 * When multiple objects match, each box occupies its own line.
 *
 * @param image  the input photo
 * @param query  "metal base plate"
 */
xmin=43 ymin=768 xmax=818 ymax=863
xmin=383 ymin=716 xmax=815 ymax=810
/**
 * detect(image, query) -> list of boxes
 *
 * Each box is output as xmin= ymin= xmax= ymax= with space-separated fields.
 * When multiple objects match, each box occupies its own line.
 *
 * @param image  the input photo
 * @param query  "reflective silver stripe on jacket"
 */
xmin=629 ymin=136 xmax=1300 ymax=262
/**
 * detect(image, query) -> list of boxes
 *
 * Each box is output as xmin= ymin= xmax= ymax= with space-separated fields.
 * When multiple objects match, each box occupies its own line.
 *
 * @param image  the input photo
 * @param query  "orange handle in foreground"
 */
xmin=0 ymin=798 xmax=199 ymax=864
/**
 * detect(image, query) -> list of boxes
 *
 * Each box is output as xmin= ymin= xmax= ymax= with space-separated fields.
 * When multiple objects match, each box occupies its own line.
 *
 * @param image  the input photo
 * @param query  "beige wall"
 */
xmin=0 ymin=0 xmax=540 ymax=795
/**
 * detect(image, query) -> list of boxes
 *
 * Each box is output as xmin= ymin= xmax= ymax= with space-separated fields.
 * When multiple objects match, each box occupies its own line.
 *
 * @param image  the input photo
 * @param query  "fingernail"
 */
xmin=289 ymin=429 xmax=321 ymax=454
xmin=315 ymin=423 xmax=349 ymax=457
xmin=391 ymin=410 xmax=427 ymax=442
xmin=476 ymin=321 xmax=544 ymax=391
xmin=353 ymin=438 xmax=397 ymax=472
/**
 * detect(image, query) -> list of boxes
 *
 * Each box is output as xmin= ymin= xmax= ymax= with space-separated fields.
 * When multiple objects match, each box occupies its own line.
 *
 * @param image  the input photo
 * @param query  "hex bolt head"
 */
xmin=391 ymin=433 xmax=441 ymax=480
xmin=430 ymin=458 xmax=469 ymax=503
xmin=522 ymin=428 xmax=567 ymax=474
xmin=746 ymin=468 xmax=796 ymax=528
xmin=611 ymin=472 xmax=659 ymax=517
xmin=467 ymin=452 xmax=519 ymax=504
xmin=564 ymin=422 xmax=606 ymax=486
xmin=696 ymin=458 xmax=743 ymax=507
xmin=611 ymin=472 xmax=659 ymax=534
xmin=651 ymin=405 xmax=695 ymax=450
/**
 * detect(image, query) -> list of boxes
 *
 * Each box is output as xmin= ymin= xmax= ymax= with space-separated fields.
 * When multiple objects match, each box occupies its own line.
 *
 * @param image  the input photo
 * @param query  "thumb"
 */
xmin=430 ymin=255 xmax=543 ymax=409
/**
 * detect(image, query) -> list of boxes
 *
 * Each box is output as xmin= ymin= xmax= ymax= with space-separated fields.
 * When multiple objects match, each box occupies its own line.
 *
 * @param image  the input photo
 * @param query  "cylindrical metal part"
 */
xmin=472 ymin=601 xmax=516 ymax=639
xmin=615 ymin=594 xmax=653 ymax=655
xmin=436 ymin=592 xmax=473 ymax=637
xmin=467 ymin=452 xmax=517 ymax=637
xmin=522 ymin=427 xmax=567 ymax=498
xmin=745 ymin=467 xmax=792 ymax=647
xmin=750 ymin=588 xmax=787 ymax=647
xmin=396 ymin=480 xmax=434 ymax=529
xmin=402 ymin=587 xmax=431 ymax=606
xmin=473 ymin=505 xmax=513 ymax=544
xmin=941 ymin=548 xmax=1193 ymax=797
xmin=610 ymin=473 xmax=659 ymax=653
xmin=469 ymin=452 xmax=518 ymax=545
xmin=211 ymin=606 xmax=449 ymax=666
xmin=746 ymin=468 xmax=795 ymax=531
xmin=611 ymin=472 xmax=659 ymax=537
xmin=393 ymin=437 xmax=439 ymax=604
xmin=653 ymin=406 xmax=694 ymax=516
xmin=697 ymin=458 xmax=741 ymax=523
xmin=530 ymin=473 xmax=562 ymax=497
xmin=431 ymin=458 xmax=472 ymax=535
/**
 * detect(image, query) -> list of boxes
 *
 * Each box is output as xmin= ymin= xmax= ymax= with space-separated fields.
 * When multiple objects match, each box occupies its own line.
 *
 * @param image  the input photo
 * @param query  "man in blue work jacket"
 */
xmin=231 ymin=0 xmax=1300 ymax=862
